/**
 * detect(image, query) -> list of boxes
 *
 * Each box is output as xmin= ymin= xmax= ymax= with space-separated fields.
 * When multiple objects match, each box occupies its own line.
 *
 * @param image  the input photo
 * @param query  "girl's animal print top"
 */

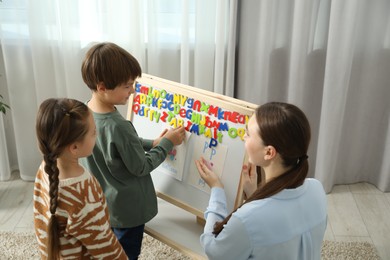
xmin=33 ymin=164 xmax=127 ymax=259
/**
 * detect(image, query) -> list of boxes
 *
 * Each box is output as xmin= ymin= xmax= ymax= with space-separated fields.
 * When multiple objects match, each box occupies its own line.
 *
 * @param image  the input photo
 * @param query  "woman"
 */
xmin=196 ymin=102 xmax=327 ymax=260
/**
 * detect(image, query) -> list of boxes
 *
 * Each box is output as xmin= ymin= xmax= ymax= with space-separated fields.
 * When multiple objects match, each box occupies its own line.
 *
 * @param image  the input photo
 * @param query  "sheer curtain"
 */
xmin=0 ymin=0 xmax=237 ymax=181
xmin=3 ymin=0 xmax=387 ymax=194
xmin=236 ymin=0 xmax=390 ymax=192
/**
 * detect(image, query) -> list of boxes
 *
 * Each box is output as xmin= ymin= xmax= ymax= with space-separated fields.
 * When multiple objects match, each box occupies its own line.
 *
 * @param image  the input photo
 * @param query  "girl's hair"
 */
xmin=35 ymin=98 xmax=90 ymax=259
xmin=81 ymin=42 xmax=142 ymax=90
xmin=213 ymin=102 xmax=311 ymax=235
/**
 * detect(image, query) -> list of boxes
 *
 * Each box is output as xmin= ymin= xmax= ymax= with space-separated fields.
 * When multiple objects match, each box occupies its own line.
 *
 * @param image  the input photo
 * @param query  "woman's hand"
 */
xmin=242 ymin=163 xmax=258 ymax=198
xmin=195 ymin=157 xmax=224 ymax=189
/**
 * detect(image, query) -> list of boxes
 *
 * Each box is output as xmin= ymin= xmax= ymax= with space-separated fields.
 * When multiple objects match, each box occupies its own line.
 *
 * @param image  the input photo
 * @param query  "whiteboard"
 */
xmin=127 ymin=74 xmax=256 ymax=217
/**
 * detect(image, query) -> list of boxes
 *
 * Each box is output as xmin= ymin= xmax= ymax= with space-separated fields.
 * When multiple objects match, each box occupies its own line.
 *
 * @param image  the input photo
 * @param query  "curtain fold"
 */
xmin=0 ymin=0 xmax=236 ymax=181
xmin=236 ymin=0 xmax=390 ymax=192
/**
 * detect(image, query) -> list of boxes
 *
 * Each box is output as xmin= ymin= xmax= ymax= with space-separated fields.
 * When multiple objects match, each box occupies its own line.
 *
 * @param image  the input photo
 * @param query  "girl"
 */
xmin=34 ymin=98 xmax=127 ymax=259
xmin=195 ymin=102 xmax=327 ymax=260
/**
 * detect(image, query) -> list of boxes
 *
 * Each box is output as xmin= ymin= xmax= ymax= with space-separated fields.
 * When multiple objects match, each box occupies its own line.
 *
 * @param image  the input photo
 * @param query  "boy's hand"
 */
xmin=162 ymin=126 xmax=186 ymax=146
xmin=195 ymin=157 xmax=224 ymax=188
xmin=153 ymin=129 xmax=168 ymax=147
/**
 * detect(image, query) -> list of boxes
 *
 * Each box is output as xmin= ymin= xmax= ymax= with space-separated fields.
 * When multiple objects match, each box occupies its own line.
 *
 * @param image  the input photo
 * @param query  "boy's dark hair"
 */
xmin=81 ymin=42 xmax=142 ymax=90
xmin=35 ymin=98 xmax=90 ymax=259
xmin=213 ymin=102 xmax=311 ymax=236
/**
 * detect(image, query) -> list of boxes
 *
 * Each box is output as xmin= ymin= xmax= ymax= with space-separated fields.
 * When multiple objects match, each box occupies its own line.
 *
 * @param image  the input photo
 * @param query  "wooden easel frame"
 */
xmin=126 ymin=74 xmax=258 ymax=257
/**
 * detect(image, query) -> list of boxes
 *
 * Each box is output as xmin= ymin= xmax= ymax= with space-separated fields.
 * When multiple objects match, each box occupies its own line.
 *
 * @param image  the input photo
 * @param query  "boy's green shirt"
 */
xmin=80 ymin=108 xmax=173 ymax=228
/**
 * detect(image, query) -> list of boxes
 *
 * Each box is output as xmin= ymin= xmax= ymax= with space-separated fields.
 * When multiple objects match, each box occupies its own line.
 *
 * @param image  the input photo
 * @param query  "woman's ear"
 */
xmin=264 ymin=145 xmax=277 ymax=160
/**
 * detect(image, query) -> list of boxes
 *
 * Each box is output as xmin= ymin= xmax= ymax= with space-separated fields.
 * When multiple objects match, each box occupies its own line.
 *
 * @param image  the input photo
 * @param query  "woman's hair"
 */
xmin=213 ymin=102 xmax=311 ymax=235
xmin=81 ymin=42 xmax=142 ymax=90
xmin=35 ymin=98 xmax=90 ymax=259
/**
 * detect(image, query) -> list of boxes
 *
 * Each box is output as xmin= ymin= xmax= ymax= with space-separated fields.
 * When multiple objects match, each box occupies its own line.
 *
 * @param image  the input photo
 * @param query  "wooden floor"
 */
xmin=1 ymin=171 xmax=389 ymax=259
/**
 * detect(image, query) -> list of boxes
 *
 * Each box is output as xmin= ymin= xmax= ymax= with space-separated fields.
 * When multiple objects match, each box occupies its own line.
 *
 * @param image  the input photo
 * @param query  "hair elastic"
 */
xmin=297 ymin=155 xmax=308 ymax=164
xmin=60 ymin=106 xmax=71 ymax=117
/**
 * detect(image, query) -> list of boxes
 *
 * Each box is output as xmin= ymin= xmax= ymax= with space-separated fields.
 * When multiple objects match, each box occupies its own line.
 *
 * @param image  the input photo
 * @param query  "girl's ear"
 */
xmin=68 ymin=143 xmax=79 ymax=156
xmin=264 ymin=145 xmax=277 ymax=160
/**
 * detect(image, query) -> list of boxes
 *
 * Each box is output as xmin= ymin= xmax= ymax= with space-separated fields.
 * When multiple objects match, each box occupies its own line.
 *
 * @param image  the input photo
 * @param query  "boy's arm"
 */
xmin=139 ymin=136 xmax=174 ymax=170
xmin=139 ymin=128 xmax=169 ymax=151
xmin=108 ymin=123 xmax=174 ymax=178
xmin=139 ymin=137 xmax=154 ymax=151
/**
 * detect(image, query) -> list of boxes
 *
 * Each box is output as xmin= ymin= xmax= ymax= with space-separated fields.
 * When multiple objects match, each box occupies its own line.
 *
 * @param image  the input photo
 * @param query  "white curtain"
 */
xmin=3 ymin=0 xmax=388 ymax=194
xmin=236 ymin=0 xmax=390 ymax=192
xmin=0 ymin=0 xmax=237 ymax=181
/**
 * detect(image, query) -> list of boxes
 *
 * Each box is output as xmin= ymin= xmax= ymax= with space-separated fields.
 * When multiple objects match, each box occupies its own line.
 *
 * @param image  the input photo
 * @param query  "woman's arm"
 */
xmin=200 ymin=188 xmax=252 ymax=260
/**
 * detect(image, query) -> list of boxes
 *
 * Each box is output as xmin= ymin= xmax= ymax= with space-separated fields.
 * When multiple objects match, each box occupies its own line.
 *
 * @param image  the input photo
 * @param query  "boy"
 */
xmin=80 ymin=42 xmax=185 ymax=260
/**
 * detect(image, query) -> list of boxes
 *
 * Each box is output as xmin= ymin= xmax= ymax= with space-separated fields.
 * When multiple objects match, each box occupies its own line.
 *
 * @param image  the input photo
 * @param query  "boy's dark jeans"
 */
xmin=112 ymin=224 xmax=145 ymax=260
